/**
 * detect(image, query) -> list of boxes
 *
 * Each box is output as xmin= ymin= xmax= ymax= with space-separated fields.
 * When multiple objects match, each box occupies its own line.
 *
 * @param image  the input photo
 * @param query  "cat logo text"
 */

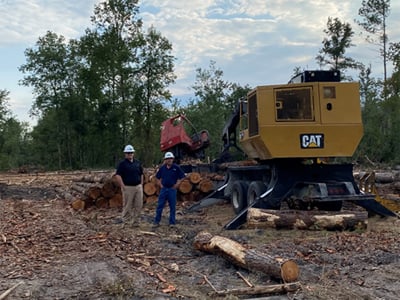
xmin=300 ymin=134 xmax=324 ymax=149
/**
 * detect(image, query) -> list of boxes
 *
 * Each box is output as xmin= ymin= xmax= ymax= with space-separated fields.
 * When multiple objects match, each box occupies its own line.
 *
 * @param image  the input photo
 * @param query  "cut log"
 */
xmin=188 ymin=172 xmax=202 ymax=184
xmin=143 ymin=182 xmax=157 ymax=196
xmin=101 ymin=179 xmax=119 ymax=198
xmin=375 ymin=172 xmax=395 ymax=183
xmin=71 ymin=198 xmax=85 ymax=210
xmin=71 ymin=184 xmax=87 ymax=194
xmin=198 ymin=178 xmax=214 ymax=193
xmin=87 ymin=186 xmax=102 ymax=200
xmin=145 ymin=194 xmax=158 ymax=205
xmin=246 ymin=208 xmax=368 ymax=230
xmin=193 ymin=231 xmax=299 ymax=283
xmin=178 ymin=178 xmax=193 ymax=194
xmin=95 ymin=197 xmax=109 ymax=208
xmin=109 ymin=193 xmax=123 ymax=208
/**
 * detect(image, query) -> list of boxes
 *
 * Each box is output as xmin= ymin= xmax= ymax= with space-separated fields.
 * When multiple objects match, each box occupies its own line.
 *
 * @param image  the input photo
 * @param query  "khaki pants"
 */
xmin=122 ymin=185 xmax=143 ymax=225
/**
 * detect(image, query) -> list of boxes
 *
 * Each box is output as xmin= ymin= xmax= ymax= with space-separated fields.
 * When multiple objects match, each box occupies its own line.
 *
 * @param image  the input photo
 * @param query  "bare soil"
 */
xmin=1 ymin=171 xmax=400 ymax=300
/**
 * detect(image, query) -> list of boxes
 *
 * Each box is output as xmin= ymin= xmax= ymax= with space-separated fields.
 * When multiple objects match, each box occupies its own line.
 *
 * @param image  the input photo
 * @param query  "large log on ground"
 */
xmin=193 ymin=231 xmax=299 ymax=283
xmin=246 ymin=208 xmax=368 ymax=230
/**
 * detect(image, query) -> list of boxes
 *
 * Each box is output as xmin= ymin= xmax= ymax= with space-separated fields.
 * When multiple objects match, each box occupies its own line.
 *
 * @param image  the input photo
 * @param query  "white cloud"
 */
xmin=1 ymin=0 xmax=400 ymax=124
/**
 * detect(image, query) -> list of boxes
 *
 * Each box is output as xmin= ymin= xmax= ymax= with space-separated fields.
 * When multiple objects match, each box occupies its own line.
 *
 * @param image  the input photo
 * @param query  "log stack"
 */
xmin=69 ymin=168 xmax=222 ymax=210
xmin=70 ymin=176 xmax=122 ymax=210
xmin=143 ymin=170 xmax=222 ymax=205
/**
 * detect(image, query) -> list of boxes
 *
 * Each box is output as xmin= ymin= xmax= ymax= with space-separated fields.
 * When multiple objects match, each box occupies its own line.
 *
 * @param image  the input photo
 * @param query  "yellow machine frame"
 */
xmin=239 ymin=81 xmax=363 ymax=160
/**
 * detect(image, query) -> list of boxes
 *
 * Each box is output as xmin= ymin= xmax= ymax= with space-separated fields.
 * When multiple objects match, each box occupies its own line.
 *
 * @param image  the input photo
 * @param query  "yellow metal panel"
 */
xmin=319 ymin=82 xmax=362 ymax=124
xmin=240 ymin=124 xmax=363 ymax=159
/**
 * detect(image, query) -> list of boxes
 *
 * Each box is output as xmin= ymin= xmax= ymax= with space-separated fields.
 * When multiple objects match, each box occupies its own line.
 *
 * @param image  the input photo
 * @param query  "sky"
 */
xmin=1 ymin=0 xmax=399 ymax=126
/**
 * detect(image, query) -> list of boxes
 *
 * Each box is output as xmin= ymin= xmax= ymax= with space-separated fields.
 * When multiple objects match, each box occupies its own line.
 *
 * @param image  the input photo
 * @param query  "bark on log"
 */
xmin=95 ymin=197 xmax=109 ymax=208
xmin=87 ymin=186 xmax=102 ymax=200
xmin=374 ymin=172 xmax=395 ymax=183
xmin=246 ymin=208 xmax=368 ymax=230
xmin=101 ymin=179 xmax=119 ymax=198
xmin=193 ymin=231 xmax=299 ymax=283
xmin=145 ymin=195 xmax=158 ymax=205
xmin=71 ymin=184 xmax=87 ymax=194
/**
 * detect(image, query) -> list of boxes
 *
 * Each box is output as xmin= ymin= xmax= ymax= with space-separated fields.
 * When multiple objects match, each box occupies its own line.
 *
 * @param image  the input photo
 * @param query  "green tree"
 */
xmin=184 ymin=61 xmax=250 ymax=160
xmin=133 ymin=26 xmax=176 ymax=165
xmin=20 ymin=0 xmax=176 ymax=168
xmin=316 ymin=17 xmax=359 ymax=75
xmin=356 ymin=0 xmax=391 ymax=84
xmin=0 ymin=90 xmax=26 ymax=170
xmin=19 ymin=32 xmax=88 ymax=169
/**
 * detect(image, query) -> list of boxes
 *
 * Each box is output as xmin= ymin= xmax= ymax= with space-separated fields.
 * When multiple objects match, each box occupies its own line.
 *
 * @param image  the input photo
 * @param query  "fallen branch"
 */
xmin=0 ymin=281 xmax=23 ymax=300
xmin=210 ymin=282 xmax=301 ymax=297
xmin=236 ymin=271 xmax=254 ymax=287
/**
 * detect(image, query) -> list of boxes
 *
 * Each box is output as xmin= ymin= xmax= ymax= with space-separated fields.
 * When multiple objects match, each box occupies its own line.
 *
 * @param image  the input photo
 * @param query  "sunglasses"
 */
xmin=125 ymin=152 xmax=134 ymax=155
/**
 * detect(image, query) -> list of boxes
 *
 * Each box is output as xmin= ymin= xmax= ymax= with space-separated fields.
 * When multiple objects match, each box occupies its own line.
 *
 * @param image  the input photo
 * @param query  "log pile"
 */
xmin=68 ymin=168 xmax=223 ymax=210
xmin=142 ymin=169 xmax=223 ymax=205
xmin=70 ymin=175 xmax=123 ymax=210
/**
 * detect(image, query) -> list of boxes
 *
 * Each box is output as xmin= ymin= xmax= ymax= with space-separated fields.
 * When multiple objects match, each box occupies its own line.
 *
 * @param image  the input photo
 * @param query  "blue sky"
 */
xmin=1 ymin=0 xmax=399 ymax=125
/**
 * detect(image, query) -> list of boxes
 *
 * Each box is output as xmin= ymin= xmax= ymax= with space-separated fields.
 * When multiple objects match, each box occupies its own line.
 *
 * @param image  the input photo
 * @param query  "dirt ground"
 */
xmin=1 ymin=171 xmax=400 ymax=300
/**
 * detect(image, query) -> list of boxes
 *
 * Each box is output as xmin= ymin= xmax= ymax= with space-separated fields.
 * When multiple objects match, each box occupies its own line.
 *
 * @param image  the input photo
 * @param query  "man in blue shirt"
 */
xmin=115 ymin=144 xmax=144 ymax=227
xmin=153 ymin=152 xmax=185 ymax=227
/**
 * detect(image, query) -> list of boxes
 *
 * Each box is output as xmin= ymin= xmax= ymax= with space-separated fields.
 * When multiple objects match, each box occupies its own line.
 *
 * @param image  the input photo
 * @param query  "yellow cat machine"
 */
xmin=187 ymin=70 xmax=397 ymax=229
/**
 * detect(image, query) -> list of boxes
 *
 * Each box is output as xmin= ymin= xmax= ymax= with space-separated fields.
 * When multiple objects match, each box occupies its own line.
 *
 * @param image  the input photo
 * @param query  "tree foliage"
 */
xmin=0 ymin=0 xmax=399 ymax=171
xmin=18 ymin=0 xmax=175 ymax=169
xmin=0 ymin=90 xmax=26 ymax=170
xmin=316 ymin=17 xmax=359 ymax=75
xmin=183 ymin=61 xmax=250 ymax=160
xmin=356 ymin=0 xmax=390 ymax=83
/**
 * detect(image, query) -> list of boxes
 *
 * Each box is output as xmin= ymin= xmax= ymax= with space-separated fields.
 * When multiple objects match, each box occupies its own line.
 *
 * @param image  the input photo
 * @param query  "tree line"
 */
xmin=0 ymin=0 xmax=399 ymax=171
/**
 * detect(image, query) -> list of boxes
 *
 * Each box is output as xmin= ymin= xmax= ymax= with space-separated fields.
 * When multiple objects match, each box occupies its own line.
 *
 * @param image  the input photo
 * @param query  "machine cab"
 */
xmin=239 ymin=70 xmax=363 ymax=160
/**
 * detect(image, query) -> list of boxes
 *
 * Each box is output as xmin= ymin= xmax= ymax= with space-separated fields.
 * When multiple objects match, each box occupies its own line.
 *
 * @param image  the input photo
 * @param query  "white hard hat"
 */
xmin=164 ymin=152 xmax=174 ymax=159
xmin=123 ymin=145 xmax=135 ymax=153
